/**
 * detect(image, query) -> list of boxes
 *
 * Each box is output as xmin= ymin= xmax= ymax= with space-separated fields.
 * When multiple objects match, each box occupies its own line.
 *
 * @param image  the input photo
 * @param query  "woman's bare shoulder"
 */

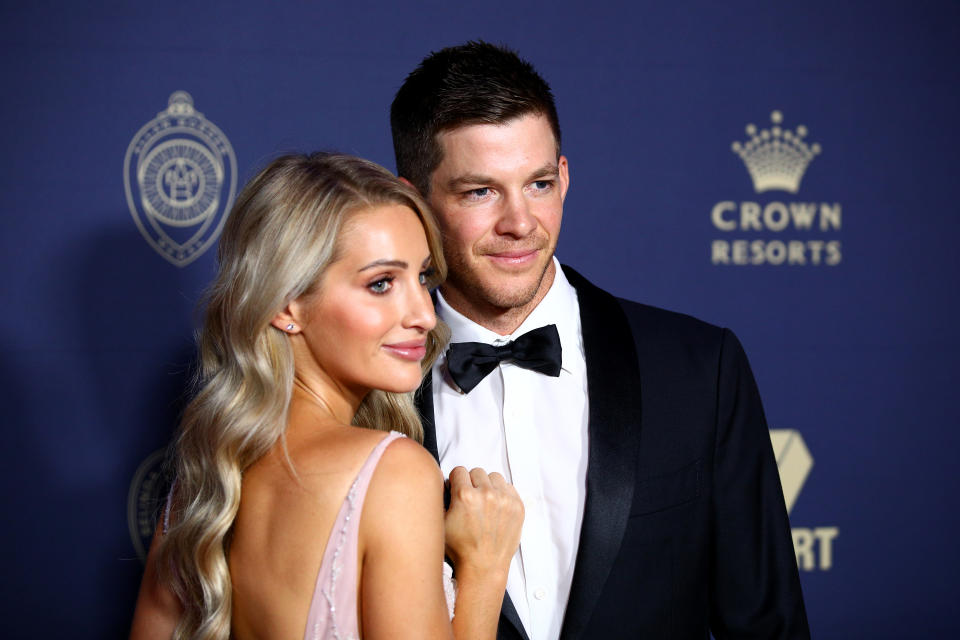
xmin=360 ymin=434 xmax=444 ymax=539
xmin=373 ymin=434 xmax=442 ymax=482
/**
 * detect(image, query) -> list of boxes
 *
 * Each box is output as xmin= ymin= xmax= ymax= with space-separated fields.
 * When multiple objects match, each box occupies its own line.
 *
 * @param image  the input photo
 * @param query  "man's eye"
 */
xmin=464 ymin=187 xmax=490 ymax=200
xmin=532 ymin=180 xmax=553 ymax=191
xmin=369 ymin=278 xmax=393 ymax=294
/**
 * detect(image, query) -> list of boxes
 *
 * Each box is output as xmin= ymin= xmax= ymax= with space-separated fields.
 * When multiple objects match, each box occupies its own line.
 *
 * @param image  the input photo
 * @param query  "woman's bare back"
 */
xmin=229 ymin=405 xmax=396 ymax=639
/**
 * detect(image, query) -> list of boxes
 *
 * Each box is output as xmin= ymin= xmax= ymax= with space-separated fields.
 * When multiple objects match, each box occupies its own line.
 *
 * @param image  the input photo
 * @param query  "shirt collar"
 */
xmin=436 ymin=257 xmax=584 ymax=374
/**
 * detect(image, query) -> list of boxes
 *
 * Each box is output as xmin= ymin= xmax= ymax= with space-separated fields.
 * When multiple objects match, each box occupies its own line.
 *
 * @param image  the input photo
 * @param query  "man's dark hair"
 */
xmin=390 ymin=41 xmax=561 ymax=196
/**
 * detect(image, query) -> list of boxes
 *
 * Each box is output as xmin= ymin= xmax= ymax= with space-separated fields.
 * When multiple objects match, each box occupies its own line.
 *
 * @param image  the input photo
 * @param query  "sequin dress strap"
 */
xmin=303 ymin=431 xmax=405 ymax=640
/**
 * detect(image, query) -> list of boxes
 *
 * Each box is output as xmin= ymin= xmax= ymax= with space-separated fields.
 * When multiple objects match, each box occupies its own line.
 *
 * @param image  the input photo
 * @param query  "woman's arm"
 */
xmin=360 ymin=438 xmax=522 ymax=640
xmin=445 ymin=466 xmax=524 ymax=640
xmin=129 ymin=521 xmax=182 ymax=640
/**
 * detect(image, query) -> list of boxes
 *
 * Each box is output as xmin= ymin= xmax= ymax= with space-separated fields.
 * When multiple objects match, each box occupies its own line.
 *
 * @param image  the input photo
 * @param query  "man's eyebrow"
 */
xmin=444 ymin=163 xmax=559 ymax=191
xmin=359 ymin=259 xmax=408 ymax=271
xmin=527 ymin=162 xmax=560 ymax=180
xmin=445 ymin=174 xmax=494 ymax=191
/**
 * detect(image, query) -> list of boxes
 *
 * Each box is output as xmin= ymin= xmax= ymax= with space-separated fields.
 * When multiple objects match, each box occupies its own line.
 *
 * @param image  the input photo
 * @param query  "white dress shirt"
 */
xmin=432 ymin=259 xmax=589 ymax=640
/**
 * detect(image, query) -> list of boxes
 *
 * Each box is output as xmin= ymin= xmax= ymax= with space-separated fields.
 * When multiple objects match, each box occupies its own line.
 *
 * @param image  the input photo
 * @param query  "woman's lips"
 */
xmin=383 ymin=340 xmax=427 ymax=361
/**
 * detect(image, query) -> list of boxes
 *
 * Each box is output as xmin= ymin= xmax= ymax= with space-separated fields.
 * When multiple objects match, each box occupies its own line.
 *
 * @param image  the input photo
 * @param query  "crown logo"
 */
xmin=732 ymin=111 xmax=821 ymax=193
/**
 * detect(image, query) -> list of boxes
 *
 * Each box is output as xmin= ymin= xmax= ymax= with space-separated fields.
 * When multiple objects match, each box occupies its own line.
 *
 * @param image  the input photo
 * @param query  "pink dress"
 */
xmin=302 ymin=431 xmax=404 ymax=640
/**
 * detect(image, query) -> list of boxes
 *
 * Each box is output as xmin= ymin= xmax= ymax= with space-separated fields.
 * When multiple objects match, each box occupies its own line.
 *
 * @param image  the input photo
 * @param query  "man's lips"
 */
xmin=484 ymin=248 xmax=540 ymax=265
xmin=383 ymin=340 xmax=427 ymax=361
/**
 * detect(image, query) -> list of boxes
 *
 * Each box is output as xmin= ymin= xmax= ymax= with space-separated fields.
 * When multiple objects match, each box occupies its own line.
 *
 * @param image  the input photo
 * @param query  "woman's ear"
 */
xmin=270 ymin=303 xmax=301 ymax=334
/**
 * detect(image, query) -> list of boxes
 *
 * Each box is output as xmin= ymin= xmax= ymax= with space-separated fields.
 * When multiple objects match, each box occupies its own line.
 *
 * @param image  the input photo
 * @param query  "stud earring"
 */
xmin=286 ymin=323 xmax=295 ymax=332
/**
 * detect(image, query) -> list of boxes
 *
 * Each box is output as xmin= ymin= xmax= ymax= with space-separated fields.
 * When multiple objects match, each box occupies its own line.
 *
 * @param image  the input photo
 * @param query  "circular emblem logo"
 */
xmin=127 ymin=448 xmax=169 ymax=562
xmin=124 ymin=91 xmax=237 ymax=267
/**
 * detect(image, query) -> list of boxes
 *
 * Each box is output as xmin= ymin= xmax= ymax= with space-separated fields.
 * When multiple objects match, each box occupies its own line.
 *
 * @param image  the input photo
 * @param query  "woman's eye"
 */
xmin=419 ymin=268 xmax=435 ymax=286
xmin=369 ymin=278 xmax=393 ymax=294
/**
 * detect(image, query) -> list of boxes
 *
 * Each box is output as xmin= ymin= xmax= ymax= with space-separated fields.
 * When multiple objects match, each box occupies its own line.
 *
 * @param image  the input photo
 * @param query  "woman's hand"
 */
xmin=444 ymin=467 xmax=524 ymax=578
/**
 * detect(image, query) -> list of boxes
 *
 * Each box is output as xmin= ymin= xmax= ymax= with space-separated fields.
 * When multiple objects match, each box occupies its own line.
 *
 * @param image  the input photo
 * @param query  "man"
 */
xmin=391 ymin=41 xmax=809 ymax=640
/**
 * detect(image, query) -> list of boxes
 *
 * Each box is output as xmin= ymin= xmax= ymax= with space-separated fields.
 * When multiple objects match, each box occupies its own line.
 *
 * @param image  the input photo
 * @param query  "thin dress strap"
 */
xmin=303 ymin=431 xmax=405 ymax=640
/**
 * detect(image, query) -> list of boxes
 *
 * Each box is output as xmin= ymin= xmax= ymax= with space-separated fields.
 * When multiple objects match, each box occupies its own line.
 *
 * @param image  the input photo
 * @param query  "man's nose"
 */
xmin=494 ymin=193 xmax=536 ymax=238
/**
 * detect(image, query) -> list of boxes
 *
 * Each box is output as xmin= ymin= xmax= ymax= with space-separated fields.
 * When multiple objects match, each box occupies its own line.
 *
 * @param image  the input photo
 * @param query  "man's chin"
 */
xmin=474 ymin=275 xmax=549 ymax=312
xmin=483 ymin=258 xmax=554 ymax=305
xmin=442 ymin=255 xmax=554 ymax=313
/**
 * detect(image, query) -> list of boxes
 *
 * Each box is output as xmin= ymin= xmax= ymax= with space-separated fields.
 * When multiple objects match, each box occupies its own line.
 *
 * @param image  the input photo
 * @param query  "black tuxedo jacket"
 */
xmin=417 ymin=266 xmax=809 ymax=639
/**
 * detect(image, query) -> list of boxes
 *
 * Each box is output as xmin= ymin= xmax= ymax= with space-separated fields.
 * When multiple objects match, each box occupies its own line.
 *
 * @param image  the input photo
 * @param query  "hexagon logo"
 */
xmin=769 ymin=429 xmax=813 ymax=514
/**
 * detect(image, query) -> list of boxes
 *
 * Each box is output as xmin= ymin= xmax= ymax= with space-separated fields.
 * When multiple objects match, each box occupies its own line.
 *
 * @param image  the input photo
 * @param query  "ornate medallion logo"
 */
xmin=124 ymin=91 xmax=237 ymax=267
xmin=127 ymin=448 xmax=169 ymax=562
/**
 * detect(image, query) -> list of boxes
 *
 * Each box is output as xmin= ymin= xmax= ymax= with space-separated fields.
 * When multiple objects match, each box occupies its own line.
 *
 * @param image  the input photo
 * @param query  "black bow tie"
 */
xmin=445 ymin=324 xmax=562 ymax=393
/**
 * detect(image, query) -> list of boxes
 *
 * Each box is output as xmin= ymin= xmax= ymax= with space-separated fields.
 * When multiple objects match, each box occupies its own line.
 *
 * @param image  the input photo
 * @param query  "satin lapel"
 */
xmin=498 ymin=595 xmax=529 ymax=640
xmin=415 ymin=370 xmax=529 ymax=640
xmin=559 ymin=266 xmax=643 ymax=640
xmin=415 ymin=371 xmax=440 ymax=461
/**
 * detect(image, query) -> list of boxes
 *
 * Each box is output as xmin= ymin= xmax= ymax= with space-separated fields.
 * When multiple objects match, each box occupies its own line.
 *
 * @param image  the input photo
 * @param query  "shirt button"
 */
xmin=533 ymin=587 xmax=547 ymax=600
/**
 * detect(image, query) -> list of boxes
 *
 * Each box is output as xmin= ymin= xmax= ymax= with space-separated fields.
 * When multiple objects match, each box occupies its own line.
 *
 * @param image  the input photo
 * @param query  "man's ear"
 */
xmin=398 ymin=176 xmax=418 ymax=191
xmin=270 ymin=302 xmax=301 ymax=334
xmin=558 ymin=155 xmax=571 ymax=202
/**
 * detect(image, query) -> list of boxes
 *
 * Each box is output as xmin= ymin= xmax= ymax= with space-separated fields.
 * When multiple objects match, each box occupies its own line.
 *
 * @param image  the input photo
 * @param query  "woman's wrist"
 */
xmin=450 ymin=560 xmax=510 ymax=589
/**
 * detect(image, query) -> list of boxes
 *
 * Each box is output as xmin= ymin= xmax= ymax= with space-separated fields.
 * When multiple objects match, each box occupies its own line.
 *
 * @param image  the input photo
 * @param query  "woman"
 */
xmin=129 ymin=153 xmax=523 ymax=639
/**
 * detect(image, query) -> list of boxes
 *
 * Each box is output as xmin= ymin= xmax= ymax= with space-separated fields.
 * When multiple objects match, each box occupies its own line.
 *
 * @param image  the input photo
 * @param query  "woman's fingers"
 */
xmin=448 ymin=465 xmax=471 ymax=490
xmin=487 ymin=471 xmax=510 ymax=490
xmin=468 ymin=467 xmax=492 ymax=489
xmin=449 ymin=466 xmax=495 ymax=495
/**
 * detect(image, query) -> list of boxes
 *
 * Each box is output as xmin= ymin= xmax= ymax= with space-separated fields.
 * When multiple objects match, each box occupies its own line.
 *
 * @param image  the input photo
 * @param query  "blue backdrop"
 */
xmin=1 ymin=1 xmax=958 ymax=637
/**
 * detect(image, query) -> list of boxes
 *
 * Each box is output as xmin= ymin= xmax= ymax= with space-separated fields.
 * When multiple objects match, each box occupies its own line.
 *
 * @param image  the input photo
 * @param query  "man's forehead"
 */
xmin=431 ymin=114 xmax=560 ymax=177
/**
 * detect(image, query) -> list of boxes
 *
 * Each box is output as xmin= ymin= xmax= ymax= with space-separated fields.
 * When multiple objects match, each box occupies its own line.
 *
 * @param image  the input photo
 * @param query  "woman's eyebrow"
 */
xmin=358 ymin=259 xmax=407 ymax=271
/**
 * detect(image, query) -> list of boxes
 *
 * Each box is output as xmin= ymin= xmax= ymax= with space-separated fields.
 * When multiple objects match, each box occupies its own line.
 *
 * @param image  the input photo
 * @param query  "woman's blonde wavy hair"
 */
xmin=157 ymin=152 xmax=449 ymax=640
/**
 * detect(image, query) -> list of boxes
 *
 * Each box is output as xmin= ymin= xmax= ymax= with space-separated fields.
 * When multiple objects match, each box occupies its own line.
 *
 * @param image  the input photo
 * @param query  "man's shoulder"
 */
xmin=615 ymin=297 xmax=723 ymax=344
xmin=561 ymin=263 xmax=726 ymax=348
